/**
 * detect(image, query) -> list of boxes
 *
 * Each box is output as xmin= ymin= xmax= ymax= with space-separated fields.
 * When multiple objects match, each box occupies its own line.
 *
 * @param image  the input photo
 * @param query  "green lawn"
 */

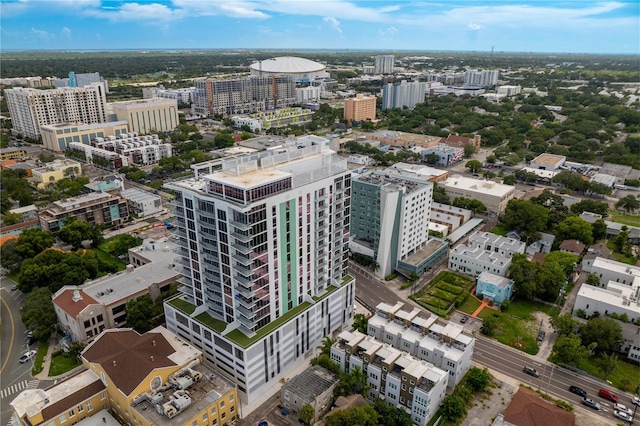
xmin=86 ymin=247 xmax=127 ymax=273
xmin=608 ymin=211 xmax=640 ymax=228
xmin=411 ymin=271 xmax=475 ymax=318
xmin=575 ymin=357 xmax=640 ymax=392
xmin=491 ymin=223 xmax=509 ymax=237
xmin=31 ymin=341 xmax=49 ymax=376
xmin=458 ymin=295 xmax=481 ymax=315
xmin=48 ymin=352 xmax=81 ymax=377
xmin=478 ymin=300 xmax=558 ymax=356
xmin=605 ymin=240 xmax=638 ymax=265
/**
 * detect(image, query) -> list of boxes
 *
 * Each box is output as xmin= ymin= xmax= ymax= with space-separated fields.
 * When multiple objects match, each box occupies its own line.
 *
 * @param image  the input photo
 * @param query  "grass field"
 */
xmin=87 ymin=247 xmax=127 ymax=274
xmin=478 ymin=299 xmax=558 ymax=355
xmin=490 ymin=223 xmax=509 ymax=237
xmin=458 ymin=295 xmax=482 ymax=315
xmin=608 ymin=211 xmax=640 ymax=228
xmin=577 ymin=357 xmax=640 ymax=392
xmin=31 ymin=341 xmax=49 ymax=376
xmin=605 ymin=241 xmax=638 ymax=265
xmin=48 ymin=352 xmax=81 ymax=377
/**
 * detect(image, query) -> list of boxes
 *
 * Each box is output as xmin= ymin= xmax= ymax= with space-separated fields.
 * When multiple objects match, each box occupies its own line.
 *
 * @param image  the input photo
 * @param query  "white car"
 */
xmin=615 ymin=403 xmax=632 ymax=416
xmin=633 ymin=396 xmax=640 ymax=407
xmin=614 ymin=409 xmax=633 ymax=423
xmin=19 ymin=350 xmax=36 ymax=363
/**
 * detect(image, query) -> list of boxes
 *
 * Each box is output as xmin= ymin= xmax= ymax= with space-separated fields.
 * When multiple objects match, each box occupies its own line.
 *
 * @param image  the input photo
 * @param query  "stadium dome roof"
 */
xmin=249 ymin=56 xmax=326 ymax=74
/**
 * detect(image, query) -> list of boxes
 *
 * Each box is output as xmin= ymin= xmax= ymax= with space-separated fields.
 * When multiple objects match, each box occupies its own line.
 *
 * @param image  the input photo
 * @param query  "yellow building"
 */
xmin=31 ymin=159 xmax=83 ymax=189
xmin=10 ymin=369 xmax=109 ymax=426
xmin=41 ymin=121 xmax=129 ymax=153
xmin=0 ymin=147 xmax=28 ymax=160
xmin=82 ymin=327 xmax=239 ymax=426
xmin=344 ymin=93 xmax=376 ymax=123
xmin=11 ymin=327 xmax=239 ymax=426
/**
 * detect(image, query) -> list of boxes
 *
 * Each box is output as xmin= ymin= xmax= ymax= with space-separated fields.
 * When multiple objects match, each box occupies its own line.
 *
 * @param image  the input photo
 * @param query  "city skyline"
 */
xmin=1 ymin=0 xmax=638 ymax=54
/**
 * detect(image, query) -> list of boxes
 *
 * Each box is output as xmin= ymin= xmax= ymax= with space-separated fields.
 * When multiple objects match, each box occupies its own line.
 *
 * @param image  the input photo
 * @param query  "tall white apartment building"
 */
xmin=464 ymin=69 xmax=499 ymax=87
xmin=350 ymin=171 xmax=434 ymax=278
xmin=5 ymin=84 xmax=108 ymax=139
xmin=381 ymin=80 xmax=427 ymax=110
xmin=163 ymin=137 xmax=355 ymax=403
xmin=375 ymin=55 xmax=395 ymax=74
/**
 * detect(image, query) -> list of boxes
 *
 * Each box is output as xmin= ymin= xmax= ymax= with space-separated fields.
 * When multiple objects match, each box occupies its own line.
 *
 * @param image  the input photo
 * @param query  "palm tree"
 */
xmin=319 ymin=336 xmax=336 ymax=356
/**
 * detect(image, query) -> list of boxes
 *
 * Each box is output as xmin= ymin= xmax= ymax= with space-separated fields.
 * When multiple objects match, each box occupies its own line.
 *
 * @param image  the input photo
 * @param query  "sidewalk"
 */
xmin=33 ymin=336 xmax=84 ymax=381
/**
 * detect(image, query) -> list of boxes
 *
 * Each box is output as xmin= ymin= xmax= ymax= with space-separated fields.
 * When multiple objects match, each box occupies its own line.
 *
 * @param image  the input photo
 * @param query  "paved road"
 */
xmin=0 ymin=277 xmax=38 ymax=422
xmin=350 ymin=266 xmax=637 ymax=425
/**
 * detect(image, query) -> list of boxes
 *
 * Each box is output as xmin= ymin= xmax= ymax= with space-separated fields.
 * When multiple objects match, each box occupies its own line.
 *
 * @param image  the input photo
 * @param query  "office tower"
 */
xmin=344 ymin=94 xmax=377 ymax=123
xmin=374 ymin=55 xmax=395 ymax=74
xmin=110 ymin=98 xmax=179 ymax=134
xmin=193 ymin=75 xmax=296 ymax=117
xmin=381 ymin=80 xmax=427 ymax=110
xmin=464 ymin=69 xmax=499 ymax=87
xmin=163 ymin=137 xmax=355 ymax=402
xmin=5 ymin=84 xmax=108 ymax=139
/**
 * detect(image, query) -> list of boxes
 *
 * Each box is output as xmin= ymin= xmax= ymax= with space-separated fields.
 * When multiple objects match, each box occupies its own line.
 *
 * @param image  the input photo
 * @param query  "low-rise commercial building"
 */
xmin=529 ymin=153 xmax=566 ymax=171
xmin=573 ymin=281 xmax=639 ymax=324
xmin=581 ymin=256 xmax=640 ymax=287
xmin=53 ymin=238 xmax=179 ymax=342
xmin=120 ymin=188 xmax=163 ymax=218
xmin=467 ymin=231 xmax=526 ymax=258
xmin=30 ymin=159 xmax=82 ymax=190
xmin=231 ymin=107 xmax=314 ymax=132
xmin=443 ymin=175 xmax=515 ymax=214
xmin=421 ymin=144 xmax=464 ymax=167
xmin=41 ymin=121 xmax=129 ymax=153
xmin=0 ymin=148 xmax=28 ymax=160
xmin=280 ymin=366 xmax=339 ymax=423
xmin=38 ymin=191 xmax=129 ymax=232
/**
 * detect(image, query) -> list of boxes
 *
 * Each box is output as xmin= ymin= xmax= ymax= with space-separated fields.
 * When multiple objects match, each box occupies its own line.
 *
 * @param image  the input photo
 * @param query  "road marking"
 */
xmin=0 ymin=379 xmax=39 ymax=399
xmin=0 ymin=295 xmax=15 ymax=374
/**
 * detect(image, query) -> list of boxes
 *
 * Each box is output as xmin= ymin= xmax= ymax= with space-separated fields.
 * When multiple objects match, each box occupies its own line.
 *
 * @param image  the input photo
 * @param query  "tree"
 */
xmin=325 ymin=404 xmax=378 ymax=426
xmin=615 ymin=195 xmax=640 ymax=213
xmin=453 ymin=197 xmax=487 ymax=215
xmin=440 ymin=394 xmax=467 ymax=423
xmin=126 ymin=294 xmax=162 ymax=333
xmin=598 ymin=353 xmax=618 ymax=381
xmin=463 ymin=143 xmax=476 ymax=158
xmin=0 ymin=238 xmax=22 ymax=272
xmin=110 ymin=234 xmax=142 ymax=256
xmin=14 ymin=228 xmax=54 ymax=259
xmin=551 ymin=313 xmax=579 ymax=336
xmin=586 ymin=273 xmax=601 ymax=286
xmin=214 ymin=133 xmax=234 ymax=149
xmin=58 ymin=220 xmax=96 ymax=250
xmin=353 ymin=313 xmax=368 ymax=333
xmin=530 ymin=189 xmax=568 ymax=225
xmin=20 ymin=287 xmax=57 ymax=341
xmin=500 ymin=199 xmax=549 ymax=243
xmin=579 ymin=317 xmax=623 ymax=355
xmin=2 ymin=211 xmax=22 ymax=226
xmin=591 ymin=219 xmax=607 ymax=241
xmin=554 ymin=335 xmax=588 ymax=365
xmin=502 ymin=175 xmax=517 ymax=185
xmin=300 ymin=403 xmax=314 ymax=426
xmin=508 ymin=254 xmax=540 ymax=299
xmin=614 ymin=226 xmax=630 ymax=253
xmin=481 ymin=313 xmax=499 ymax=336
xmin=372 ymin=399 xmax=413 ymax=426
xmin=467 ymin=367 xmax=492 ymax=392
xmin=465 ymin=159 xmax=483 ymax=173
xmin=569 ymin=199 xmax=609 ymax=216
xmin=553 ymin=216 xmax=594 ymax=246
xmin=319 ymin=336 xmax=336 ymax=356
xmin=432 ymin=183 xmax=450 ymax=204
xmin=552 ymin=170 xmax=587 ymax=192
xmin=424 ymin=153 xmax=441 ymax=165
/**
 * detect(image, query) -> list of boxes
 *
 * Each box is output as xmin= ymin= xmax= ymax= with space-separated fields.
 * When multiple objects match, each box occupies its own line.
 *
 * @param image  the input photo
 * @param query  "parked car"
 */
xmin=614 ymin=409 xmax=633 ymax=423
xmin=460 ymin=315 xmax=469 ymax=324
xmin=537 ymin=330 xmax=545 ymax=342
xmin=19 ymin=350 xmax=37 ymax=363
xmin=569 ymin=386 xmax=587 ymax=398
xmin=614 ymin=403 xmax=632 ymax=416
xmin=523 ymin=366 xmax=539 ymax=377
xmin=27 ymin=336 xmax=38 ymax=346
xmin=599 ymin=389 xmax=619 ymax=403
xmin=11 ymin=285 xmax=18 ymax=291
xmin=633 ymin=396 xmax=640 ymax=406
xmin=582 ymin=397 xmax=601 ymax=411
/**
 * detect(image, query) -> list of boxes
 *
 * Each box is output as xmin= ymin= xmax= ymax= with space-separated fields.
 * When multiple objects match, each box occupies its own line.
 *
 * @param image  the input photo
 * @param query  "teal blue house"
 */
xmin=476 ymin=271 xmax=514 ymax=305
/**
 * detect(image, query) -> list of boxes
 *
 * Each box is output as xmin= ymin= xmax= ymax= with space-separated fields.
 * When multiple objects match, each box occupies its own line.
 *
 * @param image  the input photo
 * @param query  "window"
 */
xmin=192 ymin=421 xmax=197 ymax=426
xmin=59 ymin=414 xmax=67 ymax=423
xmin=220 ymin=401 xmax=225 ymax=408
xmin=77 ymin=405 xmax=83 ymax=412
xmin=69 ymin=409 xmax=75 ymax=418
xmin=100 ymin=392 xmax=106 ymax=400
xmin=230 ymin=406 xmax=235 ymax=413
xmin=87 ymin=401 xmax=93 ymax=411
xmin=203 ymin=414 xmax=208 ymax=421
xmin=221 ymin=413 xmax=226 ymax=420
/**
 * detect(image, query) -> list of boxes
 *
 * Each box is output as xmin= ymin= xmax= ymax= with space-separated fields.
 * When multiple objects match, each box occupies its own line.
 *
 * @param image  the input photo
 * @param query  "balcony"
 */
xmin=234 ymin=262 xmax=253 ymax=276
xmin=231 ymin=229 xmax=252 ymax=243
xmin=229 ymin=219 xmax=251 ymax=231
xmin=234 ymin=252 xmax=252 ymax=266
xmin=234 ymin=273 xmax=254 ymax=286
xmin=236 ymin=304 xmax=258 ymax=320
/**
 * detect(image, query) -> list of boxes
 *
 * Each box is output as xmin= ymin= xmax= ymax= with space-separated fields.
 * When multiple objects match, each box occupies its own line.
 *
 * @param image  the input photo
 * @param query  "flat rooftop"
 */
xmin=403 ymin=239 xmax=448 ymax=265
xmin=531 ymin=153 xmax=566 ymax=166
xmin=444 ymin=175 xmax=514 ymax=197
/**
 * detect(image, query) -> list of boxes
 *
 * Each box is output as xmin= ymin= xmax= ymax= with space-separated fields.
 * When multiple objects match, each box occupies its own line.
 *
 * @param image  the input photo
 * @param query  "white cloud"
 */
xmin=84 ymin=2 xmax=183 ymax=21
xmin=323 ymin=16 xmax=342 ymax=33
xmin=31 ymin=27 xmax=53 ymax=40
xmin=379 ymin=26 xmax=399 ymax=37
xmin=172 ymin=1 xmax=269 ymax=19
xmin=466 ymin=23 xmax=482 ymax=31
xmin=62 ymin=26 xmax=72 ymax=37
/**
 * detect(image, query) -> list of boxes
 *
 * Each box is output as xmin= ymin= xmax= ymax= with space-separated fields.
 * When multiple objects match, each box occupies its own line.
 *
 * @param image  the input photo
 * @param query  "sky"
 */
xmin=0 ymin=0 xmax=638 ymax=54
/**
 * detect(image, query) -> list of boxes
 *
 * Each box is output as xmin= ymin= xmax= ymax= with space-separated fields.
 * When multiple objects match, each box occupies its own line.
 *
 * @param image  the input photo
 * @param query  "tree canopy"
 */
xmin=20 ymin=287 xmax=57 ymax=341
xmin=579 ymin=317 xmax=623 ymax=355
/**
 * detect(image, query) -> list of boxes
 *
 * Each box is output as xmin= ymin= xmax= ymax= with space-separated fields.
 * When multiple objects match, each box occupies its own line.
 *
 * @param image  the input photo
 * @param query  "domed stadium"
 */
xmin=249 ymin=56 xmax=329 ymax=82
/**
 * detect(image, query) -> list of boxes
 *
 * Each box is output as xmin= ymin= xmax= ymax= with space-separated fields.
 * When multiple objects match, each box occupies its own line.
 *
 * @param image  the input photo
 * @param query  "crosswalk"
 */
xmin=0 ymin=379 xmax=39 ymax=399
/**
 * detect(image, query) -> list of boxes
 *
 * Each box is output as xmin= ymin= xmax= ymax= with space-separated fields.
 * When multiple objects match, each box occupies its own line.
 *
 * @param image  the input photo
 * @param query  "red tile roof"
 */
xmin=82 ymin=329 xmax=177 ymax=396
xmin=53 ymin=289 xmax=100 ymax=318
xmin=504 ymin=387 xmax=575 ymax=426
xmin=41 ymin=377 xmax=106 ymax=422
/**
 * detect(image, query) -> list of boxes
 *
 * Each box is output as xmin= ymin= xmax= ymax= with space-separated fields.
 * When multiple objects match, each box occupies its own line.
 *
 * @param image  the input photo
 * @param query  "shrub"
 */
xmin=384 ymin=274 xmax=397 ymax=281
xmin=500 ymin=300 xmax=510 ymax=312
